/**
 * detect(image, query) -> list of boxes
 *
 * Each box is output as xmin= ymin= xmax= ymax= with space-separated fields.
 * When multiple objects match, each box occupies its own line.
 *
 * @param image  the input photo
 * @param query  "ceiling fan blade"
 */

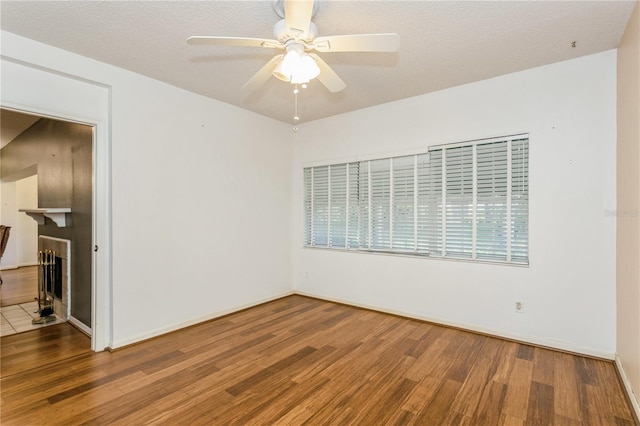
xmin=284 ymin=0 xmax=314 ymax=38
xmin=187 ymin=36 xmax=281 ymax=49
xmin=309 ymin=54 xmax=346 ymax=93
xmin=313 ymin=33 xmax=400 ymax=53
xmin=242 ymin=54 xmax=284 ymax=93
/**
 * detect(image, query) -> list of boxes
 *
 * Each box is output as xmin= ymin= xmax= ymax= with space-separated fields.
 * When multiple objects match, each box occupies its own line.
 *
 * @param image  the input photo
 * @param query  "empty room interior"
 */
xmin=0 ymin=1 xmax=639 ymax=424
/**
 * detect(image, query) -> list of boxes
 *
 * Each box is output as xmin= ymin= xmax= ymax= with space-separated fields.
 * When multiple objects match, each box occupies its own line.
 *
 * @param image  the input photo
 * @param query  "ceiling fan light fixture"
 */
xmin=280 ymin=49 xmax=301 ymax=76
xmin=299 ymin=54 xmax=320 ymax=79
xmin=272 ymin=61 xmax=291 ymax=82
xmin=272 ymin=45 xmax=321 ymax=85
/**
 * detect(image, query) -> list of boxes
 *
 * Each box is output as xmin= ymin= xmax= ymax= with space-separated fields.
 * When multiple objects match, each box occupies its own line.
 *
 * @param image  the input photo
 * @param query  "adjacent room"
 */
xmin=1 ymin=0 xmax=638 ymax=424
xmin=1 ymin=111 xmax=93 ymax=336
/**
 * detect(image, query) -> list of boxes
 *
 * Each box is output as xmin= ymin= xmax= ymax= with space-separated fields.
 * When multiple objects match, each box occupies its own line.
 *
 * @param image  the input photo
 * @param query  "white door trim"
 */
xmin=1 ymin=56 xmax=112 ymax=351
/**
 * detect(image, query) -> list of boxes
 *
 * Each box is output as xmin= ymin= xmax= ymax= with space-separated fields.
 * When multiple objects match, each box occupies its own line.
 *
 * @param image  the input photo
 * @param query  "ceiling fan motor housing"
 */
xmin=273 ymin=19 xmax=318 ymax=45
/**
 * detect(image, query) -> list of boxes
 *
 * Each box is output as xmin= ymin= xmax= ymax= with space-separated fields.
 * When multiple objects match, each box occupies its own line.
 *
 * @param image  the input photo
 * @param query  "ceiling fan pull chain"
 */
xmin=294 ymin=84 xmax=300 ymax=124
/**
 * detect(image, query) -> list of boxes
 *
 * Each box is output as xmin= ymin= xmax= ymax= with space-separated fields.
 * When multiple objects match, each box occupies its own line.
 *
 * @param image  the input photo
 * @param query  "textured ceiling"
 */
xmin=0 ymin=1 xmax=636 ymax=124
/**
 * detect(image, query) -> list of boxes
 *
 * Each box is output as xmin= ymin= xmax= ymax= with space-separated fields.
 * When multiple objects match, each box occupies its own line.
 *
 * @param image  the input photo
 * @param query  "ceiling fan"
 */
xmin=187 ymin=0 xmax=399 ymax=94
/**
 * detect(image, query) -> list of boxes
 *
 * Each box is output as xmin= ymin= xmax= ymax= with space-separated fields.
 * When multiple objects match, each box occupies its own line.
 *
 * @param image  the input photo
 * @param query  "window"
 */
xmin=329 ymin=164 xmax=347 ymax=247
xmin=445 ymin=145 xmax=473 ymax=258
xmin=392 ymin=156 xmax=416 ymax=251
xmin=311 ymin=166 xmax=328 ymax=246
xmin=476 ymin=141 xmax=508 ymax=260
xmin=416 ymin=151 xmax=442 ymax=255
xmin=303 ymin=135 xmax=529 ymax=265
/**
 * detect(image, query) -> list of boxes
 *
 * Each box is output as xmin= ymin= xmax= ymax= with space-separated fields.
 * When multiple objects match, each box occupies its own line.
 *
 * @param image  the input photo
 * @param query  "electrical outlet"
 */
xmin=515 ymin=301 xmax=524 ymax=313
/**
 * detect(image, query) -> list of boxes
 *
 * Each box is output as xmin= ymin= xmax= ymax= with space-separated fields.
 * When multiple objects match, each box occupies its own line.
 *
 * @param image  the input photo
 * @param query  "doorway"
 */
xmin=1 ymin=110 xmax=93 ymax=337
xmin=2 ymin=54 xmax=111 ymax=351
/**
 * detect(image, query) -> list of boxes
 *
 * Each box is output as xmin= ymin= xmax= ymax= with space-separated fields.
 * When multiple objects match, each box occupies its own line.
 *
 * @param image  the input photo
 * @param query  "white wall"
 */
xmin=1 ymin=175 xmax=39 ymax=270
xmin=616 ymin=0 xmax=640 ymax=414
xmin=108 ymin=71 xmax=293 ymax=347
xmin=2 ymin=31 xmax=293 ymax=348
xmin=0 ymin=180 xmax=18 ymax=268
xmin=0 ymin=174 xmax=35 ymax=269
xmin=293 ymin=51 xmax=617 ymax=358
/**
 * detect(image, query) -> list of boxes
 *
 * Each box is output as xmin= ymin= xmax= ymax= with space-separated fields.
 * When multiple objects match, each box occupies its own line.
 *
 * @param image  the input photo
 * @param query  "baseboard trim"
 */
xmin=105 ymin=288 xmax=615 ymax=360
xmin=0 ymin=262 xmax=38 ymax=271
xmin=615 ymin=355 xmax=640 ymax=423
xmin=109 ymin=290 xmax=295 ymax=350
xmin=69 ymin=316 xmax=92 ymax=337
xmin=0 ymin=265 xmax=19 ymax=271
xmin=293 ymin=290 xmax=615 ymax=361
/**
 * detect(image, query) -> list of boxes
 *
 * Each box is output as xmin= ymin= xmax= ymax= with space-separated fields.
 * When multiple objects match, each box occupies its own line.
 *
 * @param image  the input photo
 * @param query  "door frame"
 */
xmin=1 ymin=56 xmax=112 ymax=351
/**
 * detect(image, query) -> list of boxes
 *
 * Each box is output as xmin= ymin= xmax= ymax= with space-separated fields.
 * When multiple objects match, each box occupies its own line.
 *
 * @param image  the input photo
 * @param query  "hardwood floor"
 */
xmin=1 ymin=295 xmax=636 ymax=425
xmin=0 ymin=266 xmax=37 ymax=307
xmin=0 ymin=322 xmax=91 ymax=377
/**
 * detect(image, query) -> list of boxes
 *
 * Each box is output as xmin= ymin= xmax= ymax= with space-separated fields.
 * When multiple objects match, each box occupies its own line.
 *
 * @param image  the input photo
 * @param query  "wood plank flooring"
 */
xmin=1 ymin=295 xmax=636 ymax=425
xmin=0 ymin=266 xmax=37 ymax=307
xmin=0 ymin=322 xmax=91 ymax=377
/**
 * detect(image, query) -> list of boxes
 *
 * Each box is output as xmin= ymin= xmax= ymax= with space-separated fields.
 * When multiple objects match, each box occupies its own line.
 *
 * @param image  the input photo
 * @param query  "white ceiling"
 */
xmin=0 ymin=1 xmax=635 ymax=124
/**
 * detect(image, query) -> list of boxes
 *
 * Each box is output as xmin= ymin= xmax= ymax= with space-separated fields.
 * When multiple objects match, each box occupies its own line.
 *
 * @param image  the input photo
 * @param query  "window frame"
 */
xmin=302 ymin=134 xmax=529 ymax=266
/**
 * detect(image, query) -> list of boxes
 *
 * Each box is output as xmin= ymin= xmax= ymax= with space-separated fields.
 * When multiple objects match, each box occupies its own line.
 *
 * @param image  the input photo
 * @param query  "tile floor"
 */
xmin=1 ymin=302 xmax=65 ymax=337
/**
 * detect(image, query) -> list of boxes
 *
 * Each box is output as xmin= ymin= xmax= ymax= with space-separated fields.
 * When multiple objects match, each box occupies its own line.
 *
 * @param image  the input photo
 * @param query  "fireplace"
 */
xmin=38 ymin=236 xmax=70 ymax=319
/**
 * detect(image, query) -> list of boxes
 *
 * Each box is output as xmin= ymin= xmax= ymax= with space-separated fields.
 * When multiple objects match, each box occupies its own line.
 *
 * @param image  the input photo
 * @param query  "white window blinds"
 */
xmin=329 ymin=164 xmax=347 ymax=248
xmin=511 ymin=138 xmax=529 ymax=262
xmin=347 ymin=163 xmax=361 ymax=249
xmin=311 ymin=166 xmax=328 ymax=247
xmin=370 ymin=159 xmax=391 ymax=250
xmin=303 ymin=167 xmax=312 ymax=246
xmin=417 ymin=151 xmax=443 ymax=255
xmin=445 ymin=146 xmax=474 ymax=259
xmin=476 ymin=141 xmax=508 ymax=261
xmin=359 ymin=161 xmax=370 ymax=249
xmin=303 ymin=135 xmax=529 ymax=265
xmin=392 ymin=156 xmax=416 ymax=252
